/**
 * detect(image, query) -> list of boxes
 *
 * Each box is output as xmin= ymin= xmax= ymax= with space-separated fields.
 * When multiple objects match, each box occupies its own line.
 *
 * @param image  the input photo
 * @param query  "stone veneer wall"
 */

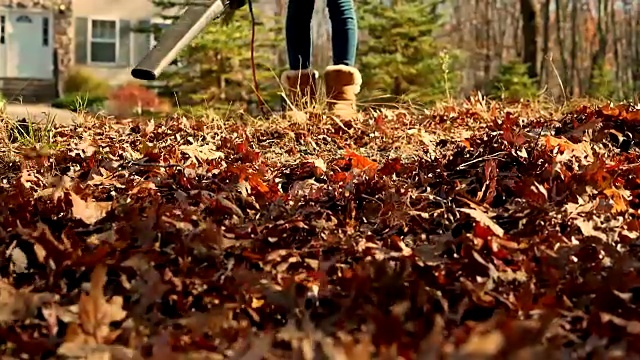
xmin=0 ymin=0 xmax=73 ymax=84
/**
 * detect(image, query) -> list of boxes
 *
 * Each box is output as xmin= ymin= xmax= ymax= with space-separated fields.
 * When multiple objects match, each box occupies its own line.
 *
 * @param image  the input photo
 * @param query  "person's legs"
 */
xmin=282 ymin=0 xmax=318 ymax=108
xmin=285 ymin=0 xmax=315 ymax=71
xmin=324 ymin=0 xmax=361 ymax=120
xmin=326 ymin=0 xmax=358 ymax=66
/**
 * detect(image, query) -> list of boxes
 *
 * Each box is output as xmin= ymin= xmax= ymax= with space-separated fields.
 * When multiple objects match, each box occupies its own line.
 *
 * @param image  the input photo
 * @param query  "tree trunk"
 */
xmin=588 ymin=0 xmax=610 ymax=94
xmin=609 ymin=0 xmax=621 ymax=98
xmin=569 ymin=0 xmax=578 ymax=95
xmin=554 ymin=0 xmax=569 ymax=92
xmin=539 ymin=0 xmax=551 ymax=86
xmin=519 ymin=0 xmax=538 ymax=79
xmin=484 ymin=0 xmax=492 ymax=78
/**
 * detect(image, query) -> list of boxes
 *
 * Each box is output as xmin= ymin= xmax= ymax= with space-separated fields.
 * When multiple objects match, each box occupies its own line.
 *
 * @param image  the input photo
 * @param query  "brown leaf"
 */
xmin=16 ymin=221 xmax=73 ymax=268
xmin=575 ymin=218 xmax=607 ymax=241
xmin=459 ymin=208 xmax=505 ymax=237
xmin=417 ymin=314 xmax=444 ymax=360
xmin=481 ymin=159 xmax=497 ymax=204
xmin=57 ymin=342 xmax=141 ymax=360
xmin=214 ymin=194 xmax=244 ymax=219
xmin=456 ymin=329 xmax=505 ymax=357
xmin=344 ymin=150 xmax=378 ymax=173
xmin=0 ymin=280 xmax=58 ymax=323
xmin=603 ymin=187 xmax=630 ymax=214
xmin=624 ymin=109 xmax=640 ymax=122
xmin=64 ymin=264 xmax=127 ymax=345
xmin=34 ymin=175 xmax=72 ymax=203
xmin=149 ymin=332 xmax=179 ymax=360
xmin=597 ymin=104 xmax=621 ymax=117
xmin=378 ymin=157 xmax=402 ymax=176
xmin=233 ymin=332 xmax=274 ymax=360
xmin=69 ymin=192 xmax=113 ymax=225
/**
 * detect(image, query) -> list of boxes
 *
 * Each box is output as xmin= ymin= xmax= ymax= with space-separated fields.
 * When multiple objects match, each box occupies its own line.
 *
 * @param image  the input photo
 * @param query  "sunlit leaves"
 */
xmin=0 ymin=100 xmax=639 ymax=358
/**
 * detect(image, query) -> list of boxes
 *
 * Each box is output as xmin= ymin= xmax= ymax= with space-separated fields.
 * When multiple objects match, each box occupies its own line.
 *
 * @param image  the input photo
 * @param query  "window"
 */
xmin=16 ymin=15 xmax=32 ymax=23
xmin=0 ymin=16 xmax=5 ymax=44
xmin=89 ymin=19 xmax=117 ymax=63
xmin=42 ymin=17 xmax=49 ymax=46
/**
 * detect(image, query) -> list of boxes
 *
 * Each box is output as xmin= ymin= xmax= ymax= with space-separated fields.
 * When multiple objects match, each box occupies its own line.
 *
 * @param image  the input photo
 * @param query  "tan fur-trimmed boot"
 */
xmin=280 ymin=69 xmax=319 ymax=109
xmin=323 ymin=65 xmax=362 ymax=120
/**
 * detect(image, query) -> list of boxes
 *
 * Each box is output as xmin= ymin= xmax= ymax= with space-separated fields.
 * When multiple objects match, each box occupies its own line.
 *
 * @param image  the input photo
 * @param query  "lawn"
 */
xmin=0 ymin=97 xmax=639 ymax=359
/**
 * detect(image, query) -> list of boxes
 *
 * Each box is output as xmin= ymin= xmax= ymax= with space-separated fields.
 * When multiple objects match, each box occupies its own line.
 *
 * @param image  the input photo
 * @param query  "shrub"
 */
xmin=63 ymin=67 xmax=112 ymax=98
xmin=357 ymin=0 xmax=461 ymax=104
xmin=51 ymin=93 xmax=106 ymax=112
xmin=587 ymin=61 xmax=617 ymax=100
xmin=107 ymin=82 xmax=170 ymax=116
xmin=489 ymin=60 xmax=539 ymax=101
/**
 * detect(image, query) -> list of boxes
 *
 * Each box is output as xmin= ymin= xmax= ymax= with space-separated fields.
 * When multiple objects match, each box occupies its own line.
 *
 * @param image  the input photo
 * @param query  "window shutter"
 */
xmin=133 ymin=19 xmax=151 ymax=65
xmin=118 ymin=20 xmax=131 ymax=67
xmin=74 ymin=17 xmax=88 ymax=64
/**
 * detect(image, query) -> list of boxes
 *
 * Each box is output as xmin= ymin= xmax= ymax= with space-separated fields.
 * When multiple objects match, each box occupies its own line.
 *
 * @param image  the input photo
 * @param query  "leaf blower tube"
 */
xmin=131 ymin=0 xmax=245 ymax=81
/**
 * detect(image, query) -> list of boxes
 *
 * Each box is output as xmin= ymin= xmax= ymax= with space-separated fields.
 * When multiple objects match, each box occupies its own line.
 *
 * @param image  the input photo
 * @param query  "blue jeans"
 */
xmin=285 ymin=0 xmax=358 ymax=71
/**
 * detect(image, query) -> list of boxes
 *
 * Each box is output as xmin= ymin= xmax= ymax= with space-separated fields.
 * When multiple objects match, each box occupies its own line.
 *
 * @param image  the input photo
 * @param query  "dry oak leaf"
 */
xmin=574 ymin=218 xmax=607 ymax=242
xmin=56 ymin=342 xmax=141 ymax=360
xmin=0 ymin=279 xmax=58 ymax=323
xmin=148 ymin=332 xmax=180 ymax=360
xmin=603 ymin=187 xmax=631 ymax=214
xmin=35 ymin=175 xmax=72 ymax=204
xmin=544 ymin=136 xmax=593 ymax=162
xmin=459 ymin=208 xmax=505 ymax=238
xmin=69 ymin=191 xmax=113 ymax=225
xmin=64 ymin=264 xmax=127 ymax=346
xmin=344 ymin=150 xmax=378 ymax=173
xmin=16 ymin=221 xmax=74 ymax=268
xmin=455 ymin=329 xmax=505 ymax=358
xmin=179 ymin=143 xmax=224 ymax=164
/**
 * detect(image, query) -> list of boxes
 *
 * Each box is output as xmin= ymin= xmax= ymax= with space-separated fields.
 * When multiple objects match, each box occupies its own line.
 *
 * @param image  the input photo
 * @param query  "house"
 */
xmin=0 ymin=0 xmax=163 ymax=103
xmin=72 ymin=0 xmax=168 ymax=85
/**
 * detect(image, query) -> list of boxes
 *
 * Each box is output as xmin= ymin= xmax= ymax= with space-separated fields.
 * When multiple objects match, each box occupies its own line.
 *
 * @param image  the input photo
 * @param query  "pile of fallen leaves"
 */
xmin=1 ymin=98 xmax=640 ymax=359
